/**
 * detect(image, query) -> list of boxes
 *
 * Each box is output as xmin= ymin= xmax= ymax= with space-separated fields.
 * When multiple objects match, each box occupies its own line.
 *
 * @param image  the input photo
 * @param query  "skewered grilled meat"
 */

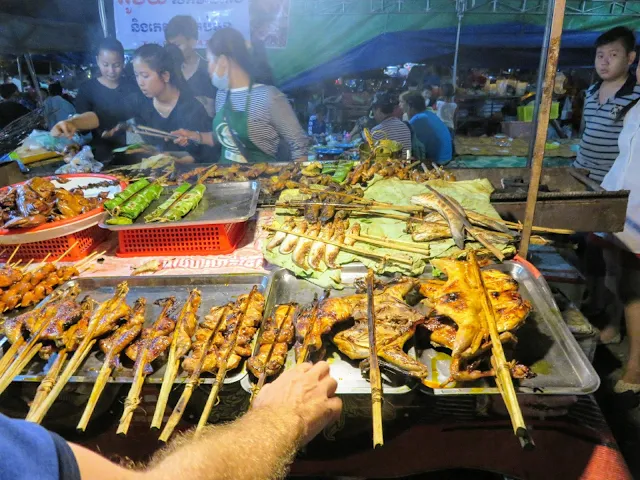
xmin=174 ymin=290 xmax=201 ymax=359
xmin=292 ymin=223 xmax=320 ymax=270
xmin=0 ymin=267 xmax=22 ymax=288
xmin=247 ymin=304 xmax=297 ymax=378
xmin=182 ymin=304 xmax=233 ymax=374
xmin=411 ymin=193 xmax=466 ymax=249
xmin=126 ymin=297 xmax=177 ymax=375
xmin=279 ymin=220 xmax=307 ymax=254
xmin=99 ymin=298 xmax=146 ymax=369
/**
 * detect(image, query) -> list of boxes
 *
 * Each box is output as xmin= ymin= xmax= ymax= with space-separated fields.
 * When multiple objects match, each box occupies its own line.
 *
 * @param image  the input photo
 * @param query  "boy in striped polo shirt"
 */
xmin=574 ymin=27 xmax=640 ymax=181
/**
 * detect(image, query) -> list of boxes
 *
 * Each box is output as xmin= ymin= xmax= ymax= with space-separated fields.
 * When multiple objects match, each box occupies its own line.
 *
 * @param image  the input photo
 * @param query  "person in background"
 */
xmin=43 ymin=82 xmax=76 ymax=129
xmin=436 ymin=83 xmax=457 ymax=133
xmin=597 ymin=60 xmax=640 ymax=395
xmin=422 ymin=85 xmax=433 ymax=109
xmin=370 ymin=92 xmax=412 ymax=156
xmin=60 ymin=38 xmax=137 ymax=153
xmin=172 ymin=28 xmax=309 ymax=163
xmin=0 ymin=83 xmax=30 ymax=129
xmin=573 ymin=26 xmax=640 ymax=181
xmin=165 ymin=15 xmax=217 ymax=118
xmin=400 ymin=90 xmax=452 ymax=164
xmin=53 ymin=44 xmax=212 ymax=162
xmin=0 ymin=362 xmax=341 ymax=480
xmin=308 ymin=104 xmax=327 ymax=136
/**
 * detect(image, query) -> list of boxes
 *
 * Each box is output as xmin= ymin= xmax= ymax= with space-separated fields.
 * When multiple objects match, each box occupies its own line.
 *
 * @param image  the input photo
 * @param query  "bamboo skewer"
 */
xmin=11 ymin=260 xmax=22 ymax=269
xmin=196 ymin=288 xmax=258 ymax=435
xmin=297 ymin=293 xmax=325 ymax=365
xmin=28 ymin=339 xmax=96 ymax=424
xmin=265 ymin=226 xmax=413 ymax=265
xmin=365 ymin=270 xmax=384 ymax=448
xmin=159 ymin=306 xmax=228 ymax=442
xmin=77 ymin=352 xmax=118 ymax=431
xmin=21 ymin=259 xmax=34 ymax=271
xmin=53 ymin=241 xmax=79 ymax=265
xmin=118 ymin=299 xmax=175 ymax=435
xmin=347 ymin=233 xmax=430 ymax=256
xmin=75 ymin=250 xmax=107 ymax=270
xmin=0 ymin=343 xmax=41 ymax=395
xmin=151 ymin=290 xmax=199 ymax=430
xmin=27 ymin=350 xmax=68 ymax=420
xmin=468 ymin=251 xmax=532 ymax=448
xmin=117 ymin=350 xmax=147 ymax=436
xmin=276 ymin=201 xmax=421 ymax=214
xmin=251 ymin=305 xmax=296 ymax=404
xmin=0 ymin=338 xmax=25 ymax=379
xmin=6 ymin=245 xmax=20 ymax=265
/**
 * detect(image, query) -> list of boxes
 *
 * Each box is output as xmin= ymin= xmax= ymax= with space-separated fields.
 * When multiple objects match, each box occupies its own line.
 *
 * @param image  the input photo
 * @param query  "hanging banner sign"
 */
xmin=114 ymin=0 xmax=251 ymax=50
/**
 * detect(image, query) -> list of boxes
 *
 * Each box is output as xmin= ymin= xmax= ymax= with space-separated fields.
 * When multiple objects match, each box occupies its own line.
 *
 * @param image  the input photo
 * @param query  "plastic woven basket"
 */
xmin=115 ymin=222 xmax=248 ymax=258
xmin=0 ymin=225 xmax=109 ymax=262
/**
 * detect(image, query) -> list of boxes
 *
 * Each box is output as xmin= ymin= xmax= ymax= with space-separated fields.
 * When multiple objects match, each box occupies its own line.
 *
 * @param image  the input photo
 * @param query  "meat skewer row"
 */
xmin=77 ymin=298 xmax=147 ymax=431
xmin=151 ymin=289 xmax=201 ymax=430
xmin=118 ymin=297 xmax=177 ymax=436
xmin=29 ymin=282 xmax=131 ymax=424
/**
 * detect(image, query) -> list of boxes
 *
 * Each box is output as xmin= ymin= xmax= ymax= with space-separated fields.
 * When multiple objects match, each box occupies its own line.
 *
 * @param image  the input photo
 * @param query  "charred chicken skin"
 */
xmin=99 ymin=298 xmax=147 ymax=369
xmin=247 ymin=304 xmax=297 ymax=378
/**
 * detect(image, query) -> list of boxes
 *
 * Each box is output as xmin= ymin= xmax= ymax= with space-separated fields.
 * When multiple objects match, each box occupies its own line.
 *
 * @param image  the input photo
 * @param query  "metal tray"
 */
xmin=10 ymin=273 xmax=271 ymax=385
xmin=99 ymin=180 xmax=259 ymax=231
xmin=240 ymin=265 xmax=418 ymax=395
xmin=241 ymin=261 xmax=599 ymax=396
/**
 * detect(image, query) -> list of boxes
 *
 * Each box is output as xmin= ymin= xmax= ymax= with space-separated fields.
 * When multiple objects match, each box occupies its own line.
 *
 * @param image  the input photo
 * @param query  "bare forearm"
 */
xmin=145 ymin=406 xmax=303 ymax=480
xmin=70 ymin=112 xmax=100 ymax=131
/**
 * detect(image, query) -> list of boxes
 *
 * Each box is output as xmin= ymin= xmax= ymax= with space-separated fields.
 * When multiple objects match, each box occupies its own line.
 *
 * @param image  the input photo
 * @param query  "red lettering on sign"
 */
xmin=118 ymin=0 xmax=166 ymax=5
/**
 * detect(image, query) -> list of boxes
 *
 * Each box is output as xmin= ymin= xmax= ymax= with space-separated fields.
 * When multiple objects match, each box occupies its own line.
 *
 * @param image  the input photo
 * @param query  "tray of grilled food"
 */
xmin=241 ymin=260 xmax=599 ymax=396
xmin=98 ymin=180 xmax=260 ymax=231
xmin=1 ymin=273 xmax=270 ymax=386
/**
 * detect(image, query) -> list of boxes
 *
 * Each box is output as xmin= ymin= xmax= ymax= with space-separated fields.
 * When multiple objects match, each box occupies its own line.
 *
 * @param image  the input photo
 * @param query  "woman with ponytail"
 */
xmin=172 ymin=27 xmax=309 ymax=163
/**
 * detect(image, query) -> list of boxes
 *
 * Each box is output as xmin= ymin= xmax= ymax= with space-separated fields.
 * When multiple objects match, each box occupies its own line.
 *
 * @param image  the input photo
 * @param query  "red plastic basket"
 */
xmin=0 ymin=225 xmax=109 ymax=262
xmin=115 ymin=222 xmax=248 ymax=258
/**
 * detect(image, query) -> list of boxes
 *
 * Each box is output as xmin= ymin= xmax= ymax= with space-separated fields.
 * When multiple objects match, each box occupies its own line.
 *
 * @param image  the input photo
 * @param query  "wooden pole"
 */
xmin=518 ymin=0 xmax=567 ymax=258
xmin=365 ymin=270 xmax=384 ymax=448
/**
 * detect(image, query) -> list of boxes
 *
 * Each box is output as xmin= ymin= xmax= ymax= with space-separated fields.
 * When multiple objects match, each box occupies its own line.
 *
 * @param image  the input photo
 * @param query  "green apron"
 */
xmin=212 ymin=85 xmax=276 ymax=164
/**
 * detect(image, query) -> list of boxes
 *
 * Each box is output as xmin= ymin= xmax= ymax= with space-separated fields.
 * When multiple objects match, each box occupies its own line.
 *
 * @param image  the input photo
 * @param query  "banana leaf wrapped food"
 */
xmin=112 ymin=182 xmax=163 ymax=220
xmin=144 ymin=182 xmax=191 ymax=222
xmin=156 ymin=184 xmax=206 ymax=222
xmin=105 ymin=216 xmax=134 ymax=225
xmin=104 ymin=179 xmax=150 ymax=212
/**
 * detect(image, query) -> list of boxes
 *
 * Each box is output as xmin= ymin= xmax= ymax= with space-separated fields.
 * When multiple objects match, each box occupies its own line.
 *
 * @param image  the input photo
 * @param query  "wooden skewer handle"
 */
xmin=27 ymin=350 xmax=67 ymax=421
xmin=159 ymin=383 xmax=195 ymax=442
xmin=77 ymin=361 xmax=114 ymax=431
xmin=196 ymin=377 xmax=223 ymax=435
xmin=117 ymin=351 xmax=148 ymax=436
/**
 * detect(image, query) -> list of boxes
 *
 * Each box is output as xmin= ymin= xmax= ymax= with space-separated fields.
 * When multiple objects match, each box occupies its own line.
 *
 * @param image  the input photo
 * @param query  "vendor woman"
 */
xmin=52 ymin=44 xmax=212 ymax=162
xmin=64 ymin=38 xmax=136 ymax=154
xmin=172 ymin=27 xmax=309 ymax=163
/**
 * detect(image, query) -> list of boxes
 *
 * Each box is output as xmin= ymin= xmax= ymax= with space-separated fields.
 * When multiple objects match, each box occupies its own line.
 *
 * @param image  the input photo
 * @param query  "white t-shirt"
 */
xmin=601 ymin=101 xmax=640 ymax=254
xmin=436 ymin=100 xmax=457 ymax=129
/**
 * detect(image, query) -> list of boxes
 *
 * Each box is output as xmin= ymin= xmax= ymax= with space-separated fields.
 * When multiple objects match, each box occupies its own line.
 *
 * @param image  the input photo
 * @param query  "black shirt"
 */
xmin=128 ymin=92 xmax=214 ymax=162
xmin=75 ymin=78 xmax=137 ymax=147
xmin=0 ymin=100 xmax=30 ymax=129
xmin=186 ymin=59 xmax=216 ymax=102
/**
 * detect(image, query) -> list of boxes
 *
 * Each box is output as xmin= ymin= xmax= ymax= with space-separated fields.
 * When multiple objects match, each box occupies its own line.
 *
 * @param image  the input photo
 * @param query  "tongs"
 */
xmin=102 ymin=118 xmax=200 ymax=144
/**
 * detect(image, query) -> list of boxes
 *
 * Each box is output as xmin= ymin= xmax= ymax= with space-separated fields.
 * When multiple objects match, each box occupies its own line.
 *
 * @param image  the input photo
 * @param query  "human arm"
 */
xmin=51 ymin=112 xmax=100 ymax=138
xmin=171 ymin=129 xmax=215 ymax=147
xmin=66 ymin=362 xmax=340 ymax=480
xmin=269 ymin=87 xmax=311 ymax=162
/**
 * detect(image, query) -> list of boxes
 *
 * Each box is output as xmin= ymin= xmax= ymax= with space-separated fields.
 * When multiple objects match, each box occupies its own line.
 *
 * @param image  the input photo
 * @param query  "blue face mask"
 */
xmin=212 ymin=70 xmax=229 ymax=90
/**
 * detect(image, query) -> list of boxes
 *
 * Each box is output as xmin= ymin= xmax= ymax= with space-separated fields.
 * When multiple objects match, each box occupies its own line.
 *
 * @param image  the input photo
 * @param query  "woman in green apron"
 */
xmin=172 ymin=28 xmax=309 ymax=163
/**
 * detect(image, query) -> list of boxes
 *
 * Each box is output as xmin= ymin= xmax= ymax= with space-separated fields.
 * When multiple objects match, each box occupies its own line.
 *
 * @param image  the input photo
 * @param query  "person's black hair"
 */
xmin=133 ymin=43 xmax=189 ymax=93
xmin=207 ymin=28 xmax=254 ymax=77
xmin=48 ymin=82 xmax=63 ymax=97
xmin=315 ymin=104 xmax=327 ymax=116
xmin=97 ymin=37 xmax=125 ymax=59
xmin=372 ymin=92 xmax=397 ymax=115
xmin=400 ymin=91 xmax=427 ymax=113
xmin=0 ymin=83 xmax=19 ymax=99
xmin=441 ymin=83 xmax=455 ymax=98
xmin=165 ymin=15 xmax=199 ymax=41
xmin=595 ymin=26 xmax=636 ymax=54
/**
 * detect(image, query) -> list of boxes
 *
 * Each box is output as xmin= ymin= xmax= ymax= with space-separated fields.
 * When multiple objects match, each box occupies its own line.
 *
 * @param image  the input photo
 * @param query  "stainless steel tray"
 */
xmin=99 ymin=180 xmax=259 ymax=231
xmin=241 ymin=261 xmax=599 ymax=395
xmin=10 ymin=273 xmax=271 ymax=384
xmin=240 ymin=265 xmax=417 ymax=395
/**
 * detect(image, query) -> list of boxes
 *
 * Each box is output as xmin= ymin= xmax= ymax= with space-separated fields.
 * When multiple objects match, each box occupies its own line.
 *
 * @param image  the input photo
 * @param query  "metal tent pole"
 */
xmin=16 ymin=57 xmax=23 ymax=92
xmin=98 ymin=0 xmax=109 ymax=37
xmin=518 ymin=0 xmax=567 ymax=258
xmin=525 ymin=0 xmax=555 ymax=168
xmin=452 ymin=0 xmax=465 ymax=89
xmin=25 ymin=54 xmax=44 ymax=105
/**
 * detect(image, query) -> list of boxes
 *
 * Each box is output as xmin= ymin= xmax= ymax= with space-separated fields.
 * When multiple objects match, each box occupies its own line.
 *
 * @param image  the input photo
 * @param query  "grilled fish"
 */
xmin=325 ymin=221 xmax=345 ymax=268
xmin=267 ymin=218 xmax=295 ymax=251
xmin=308 ymin=223 xmax=334 ymax=271
xmin=280 ymin=220 xmax=307 ymax=254
xmin=411 ymin=193 xmax=466 ymax=249
xmin=292 ymin=223 xmax=320 ymax=270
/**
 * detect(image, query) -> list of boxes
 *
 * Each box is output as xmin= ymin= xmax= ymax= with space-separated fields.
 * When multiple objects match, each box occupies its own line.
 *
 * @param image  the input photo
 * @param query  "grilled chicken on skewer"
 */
xmin=118 ymin=298 xmax=177 ymax=435
xmin=77 ymin=298 xmax=147 ymax=431
xmin=151 ymin=289 xmax=201 ymax=429
xmin=29 ymin=282 xmax=131 ymax=424
xmin=248 ymin=304 xmax=297 ymax=378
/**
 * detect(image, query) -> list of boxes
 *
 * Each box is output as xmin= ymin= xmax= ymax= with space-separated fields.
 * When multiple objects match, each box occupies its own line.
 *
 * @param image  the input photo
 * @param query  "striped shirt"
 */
xmin=215 ymin=84 xmax=310 ymax=160
xmin=371 ymin=117 xmax=412 ymax=156
xmin=574 ymin=76 xmax=640 ymax=181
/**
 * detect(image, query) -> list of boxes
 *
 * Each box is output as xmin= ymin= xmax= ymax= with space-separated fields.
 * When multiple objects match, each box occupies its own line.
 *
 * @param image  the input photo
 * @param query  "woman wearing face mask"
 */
xmin=172 ymin=27 xmax=309 ymax=163
xmin=51 ymin=38 xmax=135 ymax=152
xmin=53 ymin=44 xmax=212 ymax=162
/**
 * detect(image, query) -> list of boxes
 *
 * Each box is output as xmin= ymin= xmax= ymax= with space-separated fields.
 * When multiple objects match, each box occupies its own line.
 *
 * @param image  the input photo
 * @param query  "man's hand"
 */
xmin=51 ymin=119 xmax=77 ymax=138
xmin=253 ymin=361 xmax=342 ymax=445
